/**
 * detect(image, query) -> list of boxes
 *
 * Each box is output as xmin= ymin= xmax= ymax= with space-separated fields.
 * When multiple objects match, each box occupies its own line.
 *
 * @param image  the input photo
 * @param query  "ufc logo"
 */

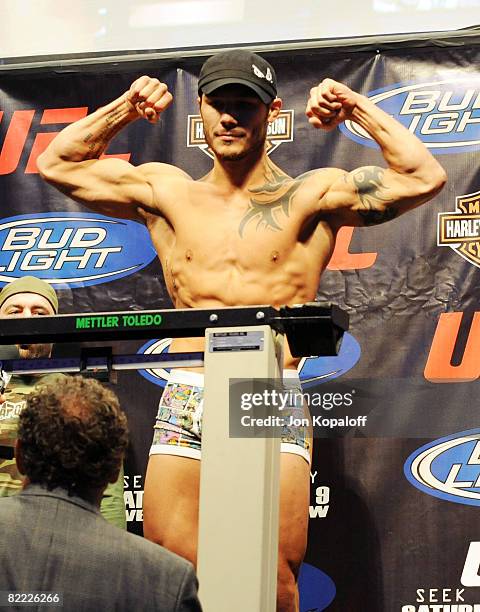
xmin=425 ymin=312 xmax=480 ymax=382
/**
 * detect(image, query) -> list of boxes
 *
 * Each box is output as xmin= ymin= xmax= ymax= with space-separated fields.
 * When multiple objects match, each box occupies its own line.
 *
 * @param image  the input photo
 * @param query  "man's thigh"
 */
xmin=143 ymin=454 xmax=200 ymax=565
xmin=279 ymin=452 xmax=311 ymax=570
xmin=143 ymin=450 xmax=310 ymax=569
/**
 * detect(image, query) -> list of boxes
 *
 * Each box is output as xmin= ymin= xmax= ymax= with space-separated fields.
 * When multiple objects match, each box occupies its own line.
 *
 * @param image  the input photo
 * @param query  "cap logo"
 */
xmin=252 ymin=63 xmax=273 ymax=83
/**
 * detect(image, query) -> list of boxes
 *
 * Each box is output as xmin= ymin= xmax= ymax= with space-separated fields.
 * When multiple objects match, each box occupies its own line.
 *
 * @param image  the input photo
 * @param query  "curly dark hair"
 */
xmin=18 ymin=375 xmax=129 ymax=496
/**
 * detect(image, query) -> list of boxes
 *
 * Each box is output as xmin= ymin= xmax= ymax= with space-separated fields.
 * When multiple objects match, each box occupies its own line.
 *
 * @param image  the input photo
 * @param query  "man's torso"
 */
xmin=147 ymin=166 xmax=337 ymax=309
xmin=142 ymin=165 xmax=342 ymax=368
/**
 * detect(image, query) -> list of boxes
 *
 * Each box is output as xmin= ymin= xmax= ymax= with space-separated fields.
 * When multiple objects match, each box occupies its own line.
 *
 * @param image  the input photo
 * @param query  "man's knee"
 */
xmin=277 ymin=555 xmax=301 ymax=612
xmin=279 ymin=544 xmax=304 ymax=582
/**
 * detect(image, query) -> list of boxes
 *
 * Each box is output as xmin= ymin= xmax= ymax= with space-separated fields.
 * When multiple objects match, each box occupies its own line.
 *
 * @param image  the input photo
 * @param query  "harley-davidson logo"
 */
xmin=438 ymin=190 xmax=480 ymax=267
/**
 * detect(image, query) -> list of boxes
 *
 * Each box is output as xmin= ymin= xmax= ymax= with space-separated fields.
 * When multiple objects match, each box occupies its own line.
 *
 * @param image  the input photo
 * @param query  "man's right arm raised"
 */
xmin=37 ymin=76 xmax=188 ymax=220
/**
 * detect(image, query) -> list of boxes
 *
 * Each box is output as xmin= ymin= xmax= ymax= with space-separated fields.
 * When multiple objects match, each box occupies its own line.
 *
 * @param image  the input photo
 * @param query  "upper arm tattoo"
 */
xmin=349 ymin=166 xmax=398 ymax=225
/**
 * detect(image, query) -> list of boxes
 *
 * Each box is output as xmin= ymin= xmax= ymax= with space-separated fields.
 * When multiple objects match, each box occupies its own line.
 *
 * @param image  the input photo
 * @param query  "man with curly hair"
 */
xmin=0 ymin=375 xmax=202 ymax=612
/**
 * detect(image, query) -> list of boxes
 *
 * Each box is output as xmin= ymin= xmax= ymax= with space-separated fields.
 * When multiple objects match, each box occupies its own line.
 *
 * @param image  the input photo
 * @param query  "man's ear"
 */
xmin=268 ymin=97 xmax=282 ymax=122
xmin=15 ymin=439 xmax=25 ymax=475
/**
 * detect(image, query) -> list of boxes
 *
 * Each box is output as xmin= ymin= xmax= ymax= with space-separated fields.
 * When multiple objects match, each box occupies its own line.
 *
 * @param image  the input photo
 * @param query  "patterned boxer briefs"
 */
xmin=149 ymin=369 xmax=312 ymax=464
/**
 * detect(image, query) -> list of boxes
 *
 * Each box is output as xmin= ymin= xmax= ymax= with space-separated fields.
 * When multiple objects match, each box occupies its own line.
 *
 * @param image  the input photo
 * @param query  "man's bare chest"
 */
xmin=176 ymin=176 xmax=320 ymax=240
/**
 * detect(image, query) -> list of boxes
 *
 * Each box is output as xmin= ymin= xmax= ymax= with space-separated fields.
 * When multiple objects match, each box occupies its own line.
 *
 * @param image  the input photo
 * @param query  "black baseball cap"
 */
xmin=198 ymin=49 xmax=277 ymax=104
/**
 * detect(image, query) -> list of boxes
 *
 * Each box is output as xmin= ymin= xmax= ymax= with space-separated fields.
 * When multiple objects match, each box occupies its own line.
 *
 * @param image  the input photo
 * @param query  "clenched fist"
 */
xmin=125 ymin=76 xmax=173 ymax=123
xmin=306 ymin=78 xmax=359 ymax=130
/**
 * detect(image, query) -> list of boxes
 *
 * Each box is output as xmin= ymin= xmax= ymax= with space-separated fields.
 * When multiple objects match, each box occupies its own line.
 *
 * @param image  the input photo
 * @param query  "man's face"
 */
xmin=199 ymin=85 xmax=272 ymax=161
xmin=0 ymin=293 xmax=54 ymax=359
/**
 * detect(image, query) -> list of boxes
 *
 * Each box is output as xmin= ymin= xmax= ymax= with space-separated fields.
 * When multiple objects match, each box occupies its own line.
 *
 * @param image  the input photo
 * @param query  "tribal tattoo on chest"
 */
xmin=238 ymin=166 xmax=320 ymax=237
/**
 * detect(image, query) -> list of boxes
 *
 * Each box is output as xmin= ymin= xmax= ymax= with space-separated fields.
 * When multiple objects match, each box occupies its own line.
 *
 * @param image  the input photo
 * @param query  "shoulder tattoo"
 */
xmin=238 ymin=166 xmax=323 ymax=237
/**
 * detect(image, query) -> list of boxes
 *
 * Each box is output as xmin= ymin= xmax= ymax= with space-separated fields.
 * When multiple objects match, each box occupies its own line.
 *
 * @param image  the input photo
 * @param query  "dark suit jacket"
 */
xmin=0 ymin=484 xmax=202 ymax=611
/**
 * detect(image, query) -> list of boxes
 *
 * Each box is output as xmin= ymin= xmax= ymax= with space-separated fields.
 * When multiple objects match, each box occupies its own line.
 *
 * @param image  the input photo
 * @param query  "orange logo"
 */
xmin=424 ymin=312 xmax=480 ymax=382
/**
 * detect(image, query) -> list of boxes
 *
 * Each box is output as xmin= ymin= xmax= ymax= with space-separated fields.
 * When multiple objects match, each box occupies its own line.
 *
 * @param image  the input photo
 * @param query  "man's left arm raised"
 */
xmin=306 ymin=78 xmax=447 ymax=226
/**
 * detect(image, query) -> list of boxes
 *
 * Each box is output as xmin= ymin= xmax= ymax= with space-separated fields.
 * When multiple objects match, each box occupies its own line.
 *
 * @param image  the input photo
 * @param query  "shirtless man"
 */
xmin=36 ymin=49 xmax=446 ymax=612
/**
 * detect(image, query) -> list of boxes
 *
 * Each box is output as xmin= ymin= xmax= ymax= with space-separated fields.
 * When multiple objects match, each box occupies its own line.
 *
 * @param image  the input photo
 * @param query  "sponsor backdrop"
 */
xmin=2 ymin=40 xmax=480 ymax=610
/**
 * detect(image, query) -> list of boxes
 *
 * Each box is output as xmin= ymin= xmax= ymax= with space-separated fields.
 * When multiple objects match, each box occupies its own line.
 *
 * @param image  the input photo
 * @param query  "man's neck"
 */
xmin=210 ymin=149 xmax=288 ymax=192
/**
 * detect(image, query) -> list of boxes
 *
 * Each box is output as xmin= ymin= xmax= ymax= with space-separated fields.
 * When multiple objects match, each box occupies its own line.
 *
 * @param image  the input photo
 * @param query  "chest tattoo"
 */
xmin=238 ymin=166 xmax=304 ymax=237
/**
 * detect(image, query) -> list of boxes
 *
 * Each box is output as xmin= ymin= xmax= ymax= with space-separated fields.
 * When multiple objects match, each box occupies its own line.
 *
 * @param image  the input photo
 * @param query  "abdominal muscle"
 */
xmin=166 ymin=255 xmax=329 ymax=372
xmin=151 ymin=198 xmax=336 ymax=372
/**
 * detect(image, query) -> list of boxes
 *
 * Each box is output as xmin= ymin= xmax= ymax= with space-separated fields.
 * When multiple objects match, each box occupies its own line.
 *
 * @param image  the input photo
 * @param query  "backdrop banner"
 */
xmin=1 ymin=42 xmax=480 ymax=611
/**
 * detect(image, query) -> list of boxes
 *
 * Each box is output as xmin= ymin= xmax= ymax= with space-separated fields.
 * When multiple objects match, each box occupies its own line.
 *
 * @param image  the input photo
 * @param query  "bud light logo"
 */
xmin=136 ymin=332 xmax=360 ymax=388
xmin=340 ymin=77 xmax=480 ymax=154
xmin=0 ymin=213 xmax=156 ymax=287
xmin=298 ymin=332 xmax=361 ymax=389
xmin=404 ymin=428 xmax=480 ymax=506
xmin=137 ymin=338 xmax=173 ymax=387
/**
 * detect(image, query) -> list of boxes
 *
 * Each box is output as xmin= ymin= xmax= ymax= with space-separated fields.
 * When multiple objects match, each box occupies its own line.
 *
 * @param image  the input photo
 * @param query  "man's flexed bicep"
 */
xmin=37 ymin=75 xmax=177 ymax=220
xmin=40 ymin=156 xmax=186 ymax=221
xmin=323 ymin=163 xmax=443 ymax=227
xmin=307 ymin=78 xmax=447 ymax=227
xmin=40 ymin=156 xmax=155 ymax=219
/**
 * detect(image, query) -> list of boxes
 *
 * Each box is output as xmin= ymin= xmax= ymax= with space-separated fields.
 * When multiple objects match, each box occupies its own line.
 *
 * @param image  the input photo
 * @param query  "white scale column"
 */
xmin=198 ymin=324 xmax=284 ymax=612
